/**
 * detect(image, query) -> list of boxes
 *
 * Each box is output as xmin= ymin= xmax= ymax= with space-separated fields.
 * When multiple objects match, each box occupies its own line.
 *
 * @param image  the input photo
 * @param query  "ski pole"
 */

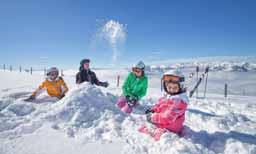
xmin=189 ymin=66 xmax=209 ymax=98
xmin=185 ymin=72 xmax=195 ymax=88
xmin=189 ymin=76 xmax=203 ymax=97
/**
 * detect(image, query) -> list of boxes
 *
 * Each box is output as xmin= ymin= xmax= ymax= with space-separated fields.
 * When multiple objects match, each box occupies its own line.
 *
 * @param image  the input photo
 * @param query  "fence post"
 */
xmin=203 ymin=67 xmax=209 ymax=98
xmin=10 ymin=66 xmax=12 ymax=72
xmin=3 ymin=64 xmax=5 ymax=71
xmin=19 ymin=66 xmax=22 ymax=72
xmin=30 ymin=67 xmax=32 ymax=75
xmin=196 ymin=66 xmax=199 ymax=98
xmin=117 ymin=75 xmax=120 ymax=87
xmin=224 ymin=83 xmax=228 ymax=98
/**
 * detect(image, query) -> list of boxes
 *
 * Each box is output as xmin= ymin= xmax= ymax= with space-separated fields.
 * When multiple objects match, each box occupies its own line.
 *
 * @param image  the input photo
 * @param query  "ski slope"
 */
xmin=0 ymin=69 xmax=256 ymax=154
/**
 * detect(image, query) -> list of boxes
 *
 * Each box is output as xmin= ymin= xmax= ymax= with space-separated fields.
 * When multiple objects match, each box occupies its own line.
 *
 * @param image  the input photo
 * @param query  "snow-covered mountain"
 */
xmin=145 ymin=56 xmax=256 ymax=72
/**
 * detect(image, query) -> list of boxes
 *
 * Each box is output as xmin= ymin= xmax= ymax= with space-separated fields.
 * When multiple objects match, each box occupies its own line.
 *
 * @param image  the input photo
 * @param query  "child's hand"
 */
xmin=24 ymin=95 xmax=35 ymax=102
xmin=146 ymin=113 xmax=153 ymax=123
xmin=101 ymin=82 xmax=109 ymax=88
xmin=59 ymin=94 xmax=65 ymax=99
xmin=145 ymin=109 xmax=154 ymax=114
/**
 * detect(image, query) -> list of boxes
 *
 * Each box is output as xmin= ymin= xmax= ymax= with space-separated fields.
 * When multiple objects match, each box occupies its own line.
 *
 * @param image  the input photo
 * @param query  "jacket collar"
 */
xmin=164 ymin=92 xmax=189 ymax=104
xmin=46 ymin=76 xmax=60 ymax=82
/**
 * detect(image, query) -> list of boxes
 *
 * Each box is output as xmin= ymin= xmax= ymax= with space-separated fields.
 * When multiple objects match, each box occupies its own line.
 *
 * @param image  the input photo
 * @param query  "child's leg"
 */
xmin=121 ymin=101 xmax=138 ymax=114
xmin=116 ymin=96 xmax=127 ymax=108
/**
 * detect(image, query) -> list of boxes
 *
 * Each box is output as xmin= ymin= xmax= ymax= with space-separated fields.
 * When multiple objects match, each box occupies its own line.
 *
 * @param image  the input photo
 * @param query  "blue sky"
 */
xmin=0 ymin=0 xmax=256 ymax=69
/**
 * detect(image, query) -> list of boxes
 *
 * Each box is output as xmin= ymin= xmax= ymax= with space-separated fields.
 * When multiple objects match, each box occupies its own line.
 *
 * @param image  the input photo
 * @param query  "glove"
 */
xmin=146 ymin=113 xmax=152 ymax=123
xmin=130 ymin=95 xmax=138 ymax=103
xmin=24 ymin=95 xmax=35 ymax=102
xmin=125 ymin=95 xmax=130 ymax=100
xmin=127 ymin=95 xmax=138 ymax=107
xmin=59 ymin=94 xmax=65 ymax=99
xmin=101 ymin=82 xmax=109 ymax=88
xmin=145 ymin=108 xmax=154 ymax=114
xmin=127 ymin=100 xmax=136 ymax=107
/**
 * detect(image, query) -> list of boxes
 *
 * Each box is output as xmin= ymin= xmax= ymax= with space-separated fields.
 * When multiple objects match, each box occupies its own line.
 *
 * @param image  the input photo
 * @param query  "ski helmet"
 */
xmin=133 ymin=61 xmax=146 ymax=70
xmin=162 ymin=69 xmax=186 ymax=94
xmin=80 ymin=59 xmax=90 ymax=66
xmin=46 ymin=67 xmax=59 ymax=76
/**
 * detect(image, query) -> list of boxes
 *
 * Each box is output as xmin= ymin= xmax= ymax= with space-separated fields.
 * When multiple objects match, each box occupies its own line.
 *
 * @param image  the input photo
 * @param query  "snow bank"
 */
xmin=0 ymin=70 xmax=256 ymax=154
xmin=45 ymin=83 xmax=126 ymax=141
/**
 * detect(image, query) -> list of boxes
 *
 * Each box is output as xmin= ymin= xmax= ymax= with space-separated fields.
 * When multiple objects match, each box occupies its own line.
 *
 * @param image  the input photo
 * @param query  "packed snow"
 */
xmin=0 ymin=62 xmax=256 ymax=154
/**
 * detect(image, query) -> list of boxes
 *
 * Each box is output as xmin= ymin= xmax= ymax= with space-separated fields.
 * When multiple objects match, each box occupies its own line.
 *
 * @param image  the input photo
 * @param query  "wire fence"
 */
xmin=1 ymin=64 xmax=255 ymax=97
xmin=1 ymin=64 xmax=65 ymax=76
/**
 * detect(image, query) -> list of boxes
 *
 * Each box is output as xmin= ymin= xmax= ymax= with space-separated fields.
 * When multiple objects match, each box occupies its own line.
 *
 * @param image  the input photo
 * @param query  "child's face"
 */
xmin=166 ymin=82 xmax=180 ymax=94
xmin=49 ymin=72 xmax=58 ymax=80
xmin=83 ymin=63 xmax=90 ymax=70
xmin=133 ymin=68 xmax=142 ymax=77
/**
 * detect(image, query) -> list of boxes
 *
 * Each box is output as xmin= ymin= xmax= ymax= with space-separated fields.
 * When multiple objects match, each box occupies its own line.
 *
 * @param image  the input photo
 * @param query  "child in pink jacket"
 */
xmin=145 ymin=69 xmax=189 ymax=134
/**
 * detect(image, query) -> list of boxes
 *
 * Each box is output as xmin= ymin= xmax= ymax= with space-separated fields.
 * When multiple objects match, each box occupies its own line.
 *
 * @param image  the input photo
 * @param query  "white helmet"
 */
xmin=47 ymin=67 xmax=59 ymax=76
xmin=133 ymin=61 xmax=145 ymax=70
xmin=162 ymin=69 xmax=186 ymax=94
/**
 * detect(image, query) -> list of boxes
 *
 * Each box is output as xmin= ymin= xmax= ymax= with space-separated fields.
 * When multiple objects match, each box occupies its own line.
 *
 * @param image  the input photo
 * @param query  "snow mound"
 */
xmin=0 ymin=83 xmax=125 ymax=141
xmin=46 ymin=83 xmax=126 ymax=141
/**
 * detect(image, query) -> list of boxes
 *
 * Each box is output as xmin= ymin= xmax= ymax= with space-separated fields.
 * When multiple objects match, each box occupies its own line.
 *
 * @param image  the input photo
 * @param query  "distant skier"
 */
xmin=25 ymin=67 xmax=69 ymax=101
xmin=116 ymin=61 xmax=148 ymax=114
xmin=76 ymin=59 xmax=109 ymax=87
xmin=139 ymin=69 xmax=189 ymax=140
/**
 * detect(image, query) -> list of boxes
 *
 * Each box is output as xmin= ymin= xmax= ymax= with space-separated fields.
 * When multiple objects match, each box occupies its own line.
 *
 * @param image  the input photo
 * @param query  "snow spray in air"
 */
xmin=98 ymin=20 xmax=127 ymax=64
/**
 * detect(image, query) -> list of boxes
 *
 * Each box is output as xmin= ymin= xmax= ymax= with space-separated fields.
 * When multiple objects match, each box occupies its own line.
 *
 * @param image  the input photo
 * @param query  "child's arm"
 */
xmin=31 ymin=82 xmax=46 ymax=98
xmin=122 ymin=73 xmax=132 ymax=97
xmin=137 ymin=77 xmax=148 ymax=99
xmin=60 ymin=78 xmax=69 ymax=94
xmin=150 ymin=97 xmax=166 ymax=113
xmin=151 ymin=99 xmax=187 ymax=124
xmin=25 ymin=81 xmax=46 ymax=101
xmin=76 ymin=72 xmax=82 ymax=84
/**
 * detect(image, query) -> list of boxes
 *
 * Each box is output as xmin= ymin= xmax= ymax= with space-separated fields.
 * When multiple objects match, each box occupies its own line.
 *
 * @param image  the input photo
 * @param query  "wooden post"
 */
xmin=10 ymin=66 xmax=12 ymax=72
xmin=196 ymin=66 xmax=199 ymax=98
xmin=3 ymin=64 xmax=5 ymax=71
xmin=224 ymin=83 xmax=228 ymax=98
xmin=203 ymin=67 xmax=209 ymax=98
xmin=30 ymin=67 xmax=32 ymax=75
xmin=19 ymin=66 xmax=22 ymax=72
xmin=117 ymin=75 xmax=120 ymax=87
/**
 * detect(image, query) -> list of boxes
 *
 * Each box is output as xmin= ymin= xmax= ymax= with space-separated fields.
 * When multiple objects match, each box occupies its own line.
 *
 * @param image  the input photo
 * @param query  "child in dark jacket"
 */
xmin=76 ymin=59 xmax=109 ymax=87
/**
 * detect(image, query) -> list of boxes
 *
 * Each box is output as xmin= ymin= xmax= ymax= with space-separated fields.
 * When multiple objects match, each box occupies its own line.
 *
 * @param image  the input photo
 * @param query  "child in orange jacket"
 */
xmin=25 ymin=67 xmax=68 ymax=101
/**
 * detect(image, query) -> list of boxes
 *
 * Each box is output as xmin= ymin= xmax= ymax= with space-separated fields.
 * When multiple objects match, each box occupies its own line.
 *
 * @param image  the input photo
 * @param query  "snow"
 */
xmin=0 ymin=64 xmax=256 ymax=154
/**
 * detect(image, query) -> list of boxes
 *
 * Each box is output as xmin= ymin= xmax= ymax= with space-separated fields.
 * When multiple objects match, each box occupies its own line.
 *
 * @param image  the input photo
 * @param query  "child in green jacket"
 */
xmin=116 ymin=61 xmax=148 ymax=113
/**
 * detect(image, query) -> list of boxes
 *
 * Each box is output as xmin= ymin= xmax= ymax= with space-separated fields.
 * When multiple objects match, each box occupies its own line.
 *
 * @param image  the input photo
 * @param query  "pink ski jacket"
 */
xmin=150 ymin=92 xmax=189 ymax=133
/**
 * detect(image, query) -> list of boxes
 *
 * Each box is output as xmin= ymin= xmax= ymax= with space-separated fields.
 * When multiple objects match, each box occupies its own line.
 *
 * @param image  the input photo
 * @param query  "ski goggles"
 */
xmin=48 ymin=71 xmax=59 ymax=77
xmin=132 ymin=68 xmax=142 ymax=73
xmin=162 ymin=75 xmax=184 ymax=83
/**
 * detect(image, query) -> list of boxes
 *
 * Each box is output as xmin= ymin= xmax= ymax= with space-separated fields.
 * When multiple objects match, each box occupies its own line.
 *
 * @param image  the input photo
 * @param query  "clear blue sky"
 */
xmin=1 ymin=0 xmax=256 ymax=69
